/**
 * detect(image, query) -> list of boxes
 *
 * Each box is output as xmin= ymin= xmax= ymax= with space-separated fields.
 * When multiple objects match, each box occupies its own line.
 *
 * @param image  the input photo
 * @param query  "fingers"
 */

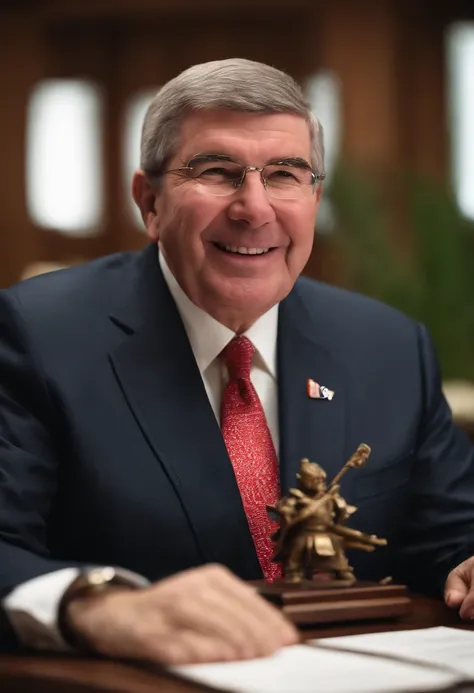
xmin=446 ymin=558 xmax=474 ymax=620
xmin=205 ymin=565 xmax=298 ymax=644
xmin=201 ymin=566 xmax=298 ymax=657
xmin=141 ymin=564 xmax=298 ymax=665
xmin=458 ymin=589 xmax=474 ymax=620
xmin=444 ymin=573 xmax=467 ymax=609
xmin=151 ymin=584 xmax=260 ymax=661
xmin=445 ymin=585 xmax=465 ymax=609
xmin=445 ymin=566 xmax=469 ymax=608
xmin=153 ymin=631 xmax=239 ymax=666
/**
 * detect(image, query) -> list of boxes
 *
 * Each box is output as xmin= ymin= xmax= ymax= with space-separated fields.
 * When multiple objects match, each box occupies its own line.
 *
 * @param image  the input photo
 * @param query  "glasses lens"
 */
xmin=183 ymin=158 xmax=317 ymax=198
xmin=263 ymin=164 xmax=315 ymax=199
xmin=188 ymin=159 xmax=244 ymax=196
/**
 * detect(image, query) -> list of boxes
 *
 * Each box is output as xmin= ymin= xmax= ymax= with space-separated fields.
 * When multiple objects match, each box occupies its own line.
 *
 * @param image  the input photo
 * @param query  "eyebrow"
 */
xmin=187 ymin=153 xmax=235 ymax=164
xmin=270 ymin=156 xmax=313 ymax=170
xmin=187 ymin=153 xmax=313 ymax=170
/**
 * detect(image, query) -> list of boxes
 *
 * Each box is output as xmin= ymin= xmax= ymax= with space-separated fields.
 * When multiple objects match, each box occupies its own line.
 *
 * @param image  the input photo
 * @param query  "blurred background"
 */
xmin=1 ymin=0 xmax=473 ymax=423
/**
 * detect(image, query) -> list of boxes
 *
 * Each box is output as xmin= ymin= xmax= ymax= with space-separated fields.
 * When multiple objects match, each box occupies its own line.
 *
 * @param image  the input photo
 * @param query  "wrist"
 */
xmin=58 ymin=567 xmax=147 ymax=652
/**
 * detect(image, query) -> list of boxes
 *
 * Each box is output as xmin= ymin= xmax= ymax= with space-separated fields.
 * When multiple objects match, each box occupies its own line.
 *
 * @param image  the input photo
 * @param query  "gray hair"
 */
xmin=140 ymin=58 xmax=324 ymax=177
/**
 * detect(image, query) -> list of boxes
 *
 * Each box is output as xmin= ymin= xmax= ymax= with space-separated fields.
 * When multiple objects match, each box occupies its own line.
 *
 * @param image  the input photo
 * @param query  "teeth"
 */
xmin=219 ymin=244 xmax=270 ymax=255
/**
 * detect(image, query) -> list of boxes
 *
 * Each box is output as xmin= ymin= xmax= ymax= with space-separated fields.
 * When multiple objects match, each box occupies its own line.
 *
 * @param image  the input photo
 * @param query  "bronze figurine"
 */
xmin=267 ymin=444 xmax=387 ymax=584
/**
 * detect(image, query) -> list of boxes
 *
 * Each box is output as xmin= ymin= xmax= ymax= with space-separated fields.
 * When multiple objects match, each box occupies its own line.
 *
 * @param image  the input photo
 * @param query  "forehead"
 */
xmin=173 ymin=109 xmax=312 ymax=164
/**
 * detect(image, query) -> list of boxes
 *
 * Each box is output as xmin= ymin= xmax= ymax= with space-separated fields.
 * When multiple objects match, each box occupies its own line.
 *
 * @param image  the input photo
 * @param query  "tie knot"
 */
xmin=221 ymin=336 xmax=255 ymax=381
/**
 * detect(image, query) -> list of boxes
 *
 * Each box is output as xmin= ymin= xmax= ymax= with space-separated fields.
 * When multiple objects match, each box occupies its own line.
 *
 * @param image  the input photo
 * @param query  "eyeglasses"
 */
xmin=158 ymin=154 xmax=325 ymax=200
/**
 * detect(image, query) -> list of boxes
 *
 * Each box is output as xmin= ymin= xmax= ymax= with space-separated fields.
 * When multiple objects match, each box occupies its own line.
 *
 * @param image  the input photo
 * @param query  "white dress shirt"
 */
xmin=159 ymin=250 xmax=279 ymax=452
xmin=3 ymin=250 xmax=280 ymax=649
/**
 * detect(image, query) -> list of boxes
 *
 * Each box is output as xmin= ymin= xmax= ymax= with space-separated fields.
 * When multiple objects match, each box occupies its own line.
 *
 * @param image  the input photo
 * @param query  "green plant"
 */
xmin=328 ymin=163 xmax=474 ymax=380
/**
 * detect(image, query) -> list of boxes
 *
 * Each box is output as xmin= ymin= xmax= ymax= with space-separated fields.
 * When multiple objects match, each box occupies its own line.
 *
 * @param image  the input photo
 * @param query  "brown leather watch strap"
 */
xmin=57 ymin=567 xmax=145 ymax=652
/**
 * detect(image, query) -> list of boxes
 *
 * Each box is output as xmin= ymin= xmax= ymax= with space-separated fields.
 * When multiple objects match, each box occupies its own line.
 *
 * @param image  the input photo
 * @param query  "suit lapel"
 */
xmin=278 ymin=284 xmax=347 ymax=495
xmin=108 ymin=246 xmax=261 ymax=579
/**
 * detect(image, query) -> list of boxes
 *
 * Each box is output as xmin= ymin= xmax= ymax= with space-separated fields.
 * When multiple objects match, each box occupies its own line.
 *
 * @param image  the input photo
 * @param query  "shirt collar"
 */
xmin=158 ymin=248 xmax=278 ymax=378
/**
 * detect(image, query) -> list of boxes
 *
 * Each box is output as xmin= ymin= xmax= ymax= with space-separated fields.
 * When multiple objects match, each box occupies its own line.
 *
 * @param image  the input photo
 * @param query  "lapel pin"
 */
xmin=307 ymin=379 xmax=335 ymax=401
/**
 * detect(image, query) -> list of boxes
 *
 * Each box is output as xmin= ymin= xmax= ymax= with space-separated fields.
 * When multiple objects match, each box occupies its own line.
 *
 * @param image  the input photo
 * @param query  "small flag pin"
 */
xmin=307 ymin=379 xmax=335 ymax=401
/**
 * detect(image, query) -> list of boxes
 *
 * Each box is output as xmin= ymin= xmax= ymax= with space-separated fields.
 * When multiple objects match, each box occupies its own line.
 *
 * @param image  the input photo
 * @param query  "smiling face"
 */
xmin=133 ymin=109 xmax=322 ymax=332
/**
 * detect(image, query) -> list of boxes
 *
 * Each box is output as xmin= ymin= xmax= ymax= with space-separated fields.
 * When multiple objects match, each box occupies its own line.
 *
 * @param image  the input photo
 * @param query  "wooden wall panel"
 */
xmin=45 ymin=13 xmax=310 ymax=255
xmin=397 ymin=4 xmax=449 ymax=182
xmin=0 ymin=0 xmax=471 ymax=287
xmin=0 ymin=11 xmax=47 ymax=286
xmin=317 ymin=0 xmax=403 ymax=174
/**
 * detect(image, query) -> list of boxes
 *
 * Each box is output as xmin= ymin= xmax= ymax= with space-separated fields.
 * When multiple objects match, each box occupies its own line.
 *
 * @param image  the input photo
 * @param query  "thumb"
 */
xmin=445 ymin=566 xmax=469 ymax=608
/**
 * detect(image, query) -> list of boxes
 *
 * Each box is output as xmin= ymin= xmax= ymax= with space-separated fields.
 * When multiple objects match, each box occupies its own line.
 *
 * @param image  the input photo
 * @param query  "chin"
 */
xmin=217 ymin=285 xmax=283 ymax=316
xmin=201 ymin=271 xmax=291 ymax=315
xmin=223 ymin=273 xmax=283 ymax=295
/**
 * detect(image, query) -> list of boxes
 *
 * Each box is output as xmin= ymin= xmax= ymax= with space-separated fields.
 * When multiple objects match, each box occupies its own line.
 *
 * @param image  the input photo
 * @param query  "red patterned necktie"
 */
xmin=220 ymin=336 xmax=282 ymax=581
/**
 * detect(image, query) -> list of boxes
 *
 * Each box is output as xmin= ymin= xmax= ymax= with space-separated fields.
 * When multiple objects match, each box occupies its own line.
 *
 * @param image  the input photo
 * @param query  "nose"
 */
xmin=226 ymin=170 xmax=276 ymax=228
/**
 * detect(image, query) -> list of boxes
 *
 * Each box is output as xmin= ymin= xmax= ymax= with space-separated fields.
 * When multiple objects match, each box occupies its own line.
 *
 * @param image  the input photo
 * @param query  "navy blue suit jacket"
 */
xmin=1 ymin=243 xmax=474 ymax=645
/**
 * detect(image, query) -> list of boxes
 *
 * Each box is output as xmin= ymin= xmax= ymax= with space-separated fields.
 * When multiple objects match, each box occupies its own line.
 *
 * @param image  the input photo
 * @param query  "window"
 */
xmin=123 ymin=89 xmax=159 ymax=229
xmin=305 ymin=71 xmax=342 ymax=233
xmin=27 ymin=80 xmax=104 ymax=236
xmin=446 ymin=23 xmax=474 ymax=220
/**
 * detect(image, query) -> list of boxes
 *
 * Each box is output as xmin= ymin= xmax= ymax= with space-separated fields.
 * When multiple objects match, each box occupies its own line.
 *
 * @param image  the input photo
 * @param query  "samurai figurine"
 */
xmin=267 ymin=444 xmax=387 ymax=584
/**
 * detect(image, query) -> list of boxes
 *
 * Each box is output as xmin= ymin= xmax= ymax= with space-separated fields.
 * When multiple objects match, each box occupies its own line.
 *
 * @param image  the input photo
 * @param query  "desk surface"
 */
xmin=0 ymin=595 xmax=471 ymax=693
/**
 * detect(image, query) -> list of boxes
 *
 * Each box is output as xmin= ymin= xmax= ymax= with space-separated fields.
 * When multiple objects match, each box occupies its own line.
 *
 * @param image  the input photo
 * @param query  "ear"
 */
xmin=131 ymin=171 xmax=160 ymax=241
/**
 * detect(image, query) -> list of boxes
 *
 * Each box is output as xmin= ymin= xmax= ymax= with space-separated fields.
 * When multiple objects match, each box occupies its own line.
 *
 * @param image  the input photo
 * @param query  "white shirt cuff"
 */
xmin=3 ymin=568 xmax=80 ymax=651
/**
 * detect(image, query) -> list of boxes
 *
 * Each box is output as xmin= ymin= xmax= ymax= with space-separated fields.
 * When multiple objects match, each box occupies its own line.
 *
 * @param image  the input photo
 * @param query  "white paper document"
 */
xmin=172 ymin=627 xmax=474 ymax=693
xmin=311 ymin=626 xmax=474 ymax=679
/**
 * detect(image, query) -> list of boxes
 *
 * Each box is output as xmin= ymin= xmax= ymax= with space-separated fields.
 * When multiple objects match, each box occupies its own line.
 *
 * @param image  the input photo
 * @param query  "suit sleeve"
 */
xmin=394 ymin=322 xmax=474 ymax=594
xmin=0 ymin=291 xmax=83 ymax=649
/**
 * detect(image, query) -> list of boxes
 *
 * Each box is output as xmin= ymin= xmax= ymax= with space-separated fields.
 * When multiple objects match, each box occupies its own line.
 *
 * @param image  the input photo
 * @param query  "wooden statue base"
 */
xmin=251 ymin=579 xmax=412 ymax=626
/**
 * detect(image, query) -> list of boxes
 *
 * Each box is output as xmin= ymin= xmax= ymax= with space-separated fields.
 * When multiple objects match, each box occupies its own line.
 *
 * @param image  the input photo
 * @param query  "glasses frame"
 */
xmin=157 ymin=155 xmax=326 ymax=197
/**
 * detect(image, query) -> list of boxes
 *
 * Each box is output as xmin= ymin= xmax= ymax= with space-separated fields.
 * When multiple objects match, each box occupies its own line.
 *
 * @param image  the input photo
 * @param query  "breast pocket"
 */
xmin=353 ymin=450 xmax=415 ymax=502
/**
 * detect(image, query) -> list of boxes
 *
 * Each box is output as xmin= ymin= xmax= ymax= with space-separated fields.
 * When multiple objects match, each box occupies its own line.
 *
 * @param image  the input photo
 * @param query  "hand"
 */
xmin=444 ymin=556 xmax=474 ymax=619
xmin=66 ymin=564 xmax=299 ymax=665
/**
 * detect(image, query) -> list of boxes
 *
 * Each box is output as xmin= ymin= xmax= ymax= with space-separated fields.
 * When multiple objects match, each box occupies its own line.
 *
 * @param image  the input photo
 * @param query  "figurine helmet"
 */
xmin=297 ymin=458 xmax=327 ymax=485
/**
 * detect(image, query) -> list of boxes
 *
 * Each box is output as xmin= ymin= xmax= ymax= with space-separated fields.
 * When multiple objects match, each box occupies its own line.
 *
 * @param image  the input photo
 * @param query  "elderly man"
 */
xmin=1 ymin=58 xmax=474 ymax=665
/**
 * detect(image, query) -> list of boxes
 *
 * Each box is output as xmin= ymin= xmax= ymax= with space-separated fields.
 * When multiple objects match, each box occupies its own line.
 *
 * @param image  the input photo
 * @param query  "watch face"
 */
xmin=87 ymin=567 xmax=117 ymax=586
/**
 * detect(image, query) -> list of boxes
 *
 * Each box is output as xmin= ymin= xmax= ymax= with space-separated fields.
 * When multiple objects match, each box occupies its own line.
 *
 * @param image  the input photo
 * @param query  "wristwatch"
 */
xmin=58 ymin=567 xmax=149 ymax=651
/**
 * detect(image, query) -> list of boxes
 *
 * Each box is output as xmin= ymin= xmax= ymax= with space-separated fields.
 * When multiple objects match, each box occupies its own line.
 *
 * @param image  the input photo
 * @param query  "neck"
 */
xmin=204 ymin=307 xmax=262 ymax=334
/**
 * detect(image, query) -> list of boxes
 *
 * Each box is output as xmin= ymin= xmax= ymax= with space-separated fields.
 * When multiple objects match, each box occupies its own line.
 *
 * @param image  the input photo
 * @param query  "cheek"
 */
xmin=158 ymin=195 xmax=221 ymax=260
xmin=284 ymin=209 xmax=316 ymax=263
xmin=185 ymin=192 xmax=227 ymax=237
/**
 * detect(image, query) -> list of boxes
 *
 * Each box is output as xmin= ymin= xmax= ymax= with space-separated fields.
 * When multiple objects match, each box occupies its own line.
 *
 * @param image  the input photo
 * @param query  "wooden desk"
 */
xmin=0 ymin=596 xmax=471 ymax=693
